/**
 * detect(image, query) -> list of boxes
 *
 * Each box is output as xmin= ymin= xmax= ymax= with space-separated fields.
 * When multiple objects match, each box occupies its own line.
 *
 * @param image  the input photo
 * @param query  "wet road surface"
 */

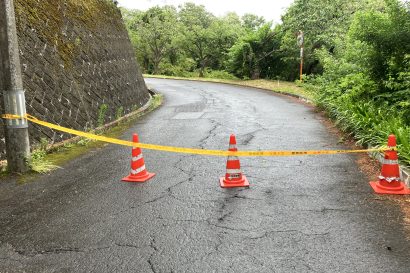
xmin=0 ymin=78 xmax=409 ymax=272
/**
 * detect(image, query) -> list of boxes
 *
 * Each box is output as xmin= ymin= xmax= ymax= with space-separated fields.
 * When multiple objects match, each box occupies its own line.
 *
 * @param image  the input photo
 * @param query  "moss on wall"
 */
xmin=14 ymin=0 xmax=123 ymax=67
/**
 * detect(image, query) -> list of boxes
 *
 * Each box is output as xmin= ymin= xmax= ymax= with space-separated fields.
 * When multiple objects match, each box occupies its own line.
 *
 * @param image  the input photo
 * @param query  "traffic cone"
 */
xmin=219 ymin=134 xmax=250 ymax=188
xmin=369 ymin=135 xmax=410 ymax=194
xmin=122 ymin=133 xmax=155 ymax=183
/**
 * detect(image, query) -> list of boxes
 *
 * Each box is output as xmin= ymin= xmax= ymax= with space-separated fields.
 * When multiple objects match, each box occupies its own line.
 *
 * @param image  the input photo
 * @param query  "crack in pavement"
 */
xmin=218 ymin=211 xmax=233 ymax=222
xmin=245 ymin=229 xmax=330 ymax=240
xmin=238 ymin=127 xmax=266 ymax=146
xmin=172 ymin=154 xmax=195 ymax=177
xmin=207 ymin=218 xmax=261 ymax=232
xmin=148 ymin=237 xmax=159 ymax=273
xmin=144 ymin=154 xmax=196 ymax=205
xmin=239 ymin=250 xmax=274 ymax=270
xmin=301 ymin=207 xmax=353 ymax=213
xmin=10 ymin=243 xmax=151 ymax=259
xmin=230 ymin=194 xmax=263 ymax=201
xmin=155 ymin=215 xmax=260 ymax=234
xmin=198 ymin=118 xmax=222 ymax=149
xmin=218 ymin=191 xmax=260 ymax=204
xmin=145 ymin=194 xmax=169 ymax=204
xmin=144 ymin=178 xmax=194 ymax=205
xmin=16 ymin=247 xmax=84 ymax=257
xmin=156 ymin=216 xmax=204 ymax=224
xmin=144 ymin=186 xmax=186 ymax=205
xmin=240 ymin=133 xmax=255 ymax=146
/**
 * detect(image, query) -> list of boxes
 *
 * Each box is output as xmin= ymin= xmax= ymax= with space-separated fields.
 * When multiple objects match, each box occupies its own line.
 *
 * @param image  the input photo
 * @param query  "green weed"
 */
xmin=97 ymin=104 xmax=108 ymax=127
xmin=115 ymin=106 xmax=124 ymax=120
xmin=29 ymin=149 xmax=60 ymax=174
xmin=314 ymin=95 xmax=410 ymax=166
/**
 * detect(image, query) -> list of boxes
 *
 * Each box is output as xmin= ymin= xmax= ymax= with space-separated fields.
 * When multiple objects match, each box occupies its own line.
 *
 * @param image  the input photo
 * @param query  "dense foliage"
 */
xmin=122 ymin=3 xmax=268 ymax=78
xmin=304 ymin=0 xmax=410 ymax=165
xmin=122 ymin=0 xmax=410 ymax=165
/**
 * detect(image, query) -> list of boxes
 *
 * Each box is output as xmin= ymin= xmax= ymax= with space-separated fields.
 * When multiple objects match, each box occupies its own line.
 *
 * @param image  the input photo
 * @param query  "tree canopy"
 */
xmin=122 ymin=0 xmax=410 ymax=165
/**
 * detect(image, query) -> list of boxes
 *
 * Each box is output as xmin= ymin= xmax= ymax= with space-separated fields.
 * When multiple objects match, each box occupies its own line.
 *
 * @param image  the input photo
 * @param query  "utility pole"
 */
xmin=0 ymin=0 xmax=30 ymax=173
xmin=297 ymin=30 xmax=304 ymax=82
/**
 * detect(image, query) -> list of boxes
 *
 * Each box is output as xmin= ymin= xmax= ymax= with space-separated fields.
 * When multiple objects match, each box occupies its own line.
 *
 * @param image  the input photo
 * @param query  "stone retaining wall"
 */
xmin=0 ymin=0 xmax=149 ymax=158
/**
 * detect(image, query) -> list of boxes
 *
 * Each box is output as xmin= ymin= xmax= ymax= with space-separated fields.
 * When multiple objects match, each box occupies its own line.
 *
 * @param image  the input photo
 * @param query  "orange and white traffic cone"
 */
xmin=219 ymin=134 xmax=250 ymax=188
xmin=369 ymin=135 xmax=410 ymax=194
xmin=122 ymin=133 xmax=155 ymax=183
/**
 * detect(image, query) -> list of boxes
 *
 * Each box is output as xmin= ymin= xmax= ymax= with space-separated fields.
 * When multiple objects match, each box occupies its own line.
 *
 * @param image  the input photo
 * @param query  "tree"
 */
xmin=121 ymin=8 xmax=150 ymax=71
xmin=348 ymin=0 xmax=410 ymax=83
xmin=279 ymin=0 xmax=386 ymax=80
xmin=228 ymin=23 xmax=281 ymax=79
xmin=124 ymin=6 xmax=179 ymax=74
xmin=178 ymin=3 xmax=215 ymax=77
xmin=241 ymin=13 xmax=265 ymax=32
xmin=207 ymin=13 xmax=244 ymax=70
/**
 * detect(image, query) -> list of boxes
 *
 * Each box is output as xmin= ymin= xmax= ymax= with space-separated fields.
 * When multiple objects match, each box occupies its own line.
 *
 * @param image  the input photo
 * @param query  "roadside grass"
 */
xmin=1 ymin=94 xmax=162 ymax=182
xmin=310 ymin=89 xmax=410 ymax=167
xmin=144 ymin=74 xmax=312 ymax=101
xmin=29 ymin=149 xmax=61 ymax=174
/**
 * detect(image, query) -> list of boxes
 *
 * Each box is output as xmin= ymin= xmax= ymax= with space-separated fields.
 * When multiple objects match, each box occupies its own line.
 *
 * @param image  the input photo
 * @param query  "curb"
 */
xmin=46 ymin=92 xmax=156 ymax=152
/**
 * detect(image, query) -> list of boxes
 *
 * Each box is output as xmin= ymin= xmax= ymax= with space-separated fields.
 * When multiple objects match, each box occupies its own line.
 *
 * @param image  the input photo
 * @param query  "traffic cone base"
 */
xmin=219 ymin=175 xmax=249 ymax=188
xmin=122 ymin=172 xmax=155 ymax=183
xmin=369 ymin=181 xmax=410 ymax=195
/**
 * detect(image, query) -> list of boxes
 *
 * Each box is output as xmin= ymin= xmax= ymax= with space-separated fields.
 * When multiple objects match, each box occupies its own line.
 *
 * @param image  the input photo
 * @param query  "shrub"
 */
xmin=203 ymin=69 xmax=238 ymax=80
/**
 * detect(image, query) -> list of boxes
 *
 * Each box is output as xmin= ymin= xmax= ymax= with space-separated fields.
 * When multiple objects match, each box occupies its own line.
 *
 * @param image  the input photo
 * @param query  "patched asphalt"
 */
xmin=0 ymin=78 xmax=409 ymax=272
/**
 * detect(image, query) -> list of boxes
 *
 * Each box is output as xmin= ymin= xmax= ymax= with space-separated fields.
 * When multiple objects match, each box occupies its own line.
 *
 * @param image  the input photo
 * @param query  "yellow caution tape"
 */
xmin=2 ymin=114 xmax=389 ymax=157
xmin=2 ymin=114 xmax=24 ymax=119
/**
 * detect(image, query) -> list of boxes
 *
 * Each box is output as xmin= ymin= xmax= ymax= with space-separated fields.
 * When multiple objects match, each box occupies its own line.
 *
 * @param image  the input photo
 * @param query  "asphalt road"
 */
xmin=1 ymin=78 xmax=409 ymax=273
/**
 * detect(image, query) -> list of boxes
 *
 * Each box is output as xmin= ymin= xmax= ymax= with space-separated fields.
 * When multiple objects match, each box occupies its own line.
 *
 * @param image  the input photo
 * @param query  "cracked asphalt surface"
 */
xmin=1 ymin=78 xmax=409 ymax=272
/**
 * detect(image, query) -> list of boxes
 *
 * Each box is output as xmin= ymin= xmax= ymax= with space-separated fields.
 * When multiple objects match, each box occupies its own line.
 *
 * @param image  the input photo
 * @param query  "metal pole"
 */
xmin=300 ymin=46 xmax=304 ymax=81
xmin=0 ymin=0 xmax=30 ymax=173
xmin=297 ymin=30 xmax=304 ymax=82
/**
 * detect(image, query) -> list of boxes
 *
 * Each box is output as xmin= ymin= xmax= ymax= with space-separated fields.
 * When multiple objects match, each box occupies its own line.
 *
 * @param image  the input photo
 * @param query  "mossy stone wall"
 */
xmin=0 ymin=0 xmax=149 ymax=158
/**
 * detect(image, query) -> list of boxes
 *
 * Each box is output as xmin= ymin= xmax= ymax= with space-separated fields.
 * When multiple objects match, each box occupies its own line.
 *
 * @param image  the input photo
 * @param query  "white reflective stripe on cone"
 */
xmin=228 ymin=173 xmax=241 ymax=180
xmin=132 ymin=154 xmax=143 ymax=162
xmin=227 ymin=156 xmax=239 ymax=161
xmin=383 ymin=159 xmax=399 ymax=165
xmin=378 ymin=175 xmax=400 ymax=182
xmin=229 ymin=144 xmax=237 ymax=150
xmin=131 ymin=165 xmax=146 ymax=175
xmin=226 ymin=168 xmax=241 ymax=174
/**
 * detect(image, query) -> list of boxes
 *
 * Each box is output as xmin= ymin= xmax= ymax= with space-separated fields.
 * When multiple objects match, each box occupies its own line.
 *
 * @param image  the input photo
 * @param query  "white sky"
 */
xmin=116 ymin=0 xmax=295 ymax=24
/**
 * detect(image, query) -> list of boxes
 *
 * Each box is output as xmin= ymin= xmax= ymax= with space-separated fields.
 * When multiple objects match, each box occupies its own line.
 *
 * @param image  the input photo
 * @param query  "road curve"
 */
xmin=0 ymin=78 xmax=409 ymax=272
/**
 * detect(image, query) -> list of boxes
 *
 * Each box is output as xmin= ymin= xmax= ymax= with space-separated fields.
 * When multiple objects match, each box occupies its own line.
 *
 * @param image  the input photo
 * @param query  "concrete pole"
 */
xmin=0 ymin=0 xmax=30 ymax=173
